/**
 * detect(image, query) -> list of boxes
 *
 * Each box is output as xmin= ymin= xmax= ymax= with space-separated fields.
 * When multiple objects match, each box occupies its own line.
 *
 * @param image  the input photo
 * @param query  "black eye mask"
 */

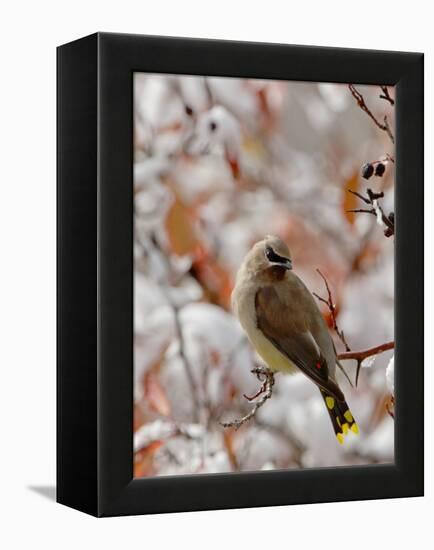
xmin=265 ymin=246 xmax=291 ymax=266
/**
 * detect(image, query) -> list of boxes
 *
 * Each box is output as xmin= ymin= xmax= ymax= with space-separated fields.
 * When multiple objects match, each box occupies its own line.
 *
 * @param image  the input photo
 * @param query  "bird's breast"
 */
xmin=234 ymin=283 xmax=297 ymax=374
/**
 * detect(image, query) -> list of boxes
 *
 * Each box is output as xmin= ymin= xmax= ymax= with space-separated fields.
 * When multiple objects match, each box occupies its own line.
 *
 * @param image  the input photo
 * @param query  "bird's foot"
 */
xmin=251 ymin=365 xmax=273 ymax=380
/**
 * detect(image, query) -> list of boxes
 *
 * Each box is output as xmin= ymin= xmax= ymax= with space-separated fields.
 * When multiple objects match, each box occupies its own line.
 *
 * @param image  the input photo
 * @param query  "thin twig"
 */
xmin=313 ymin=269 xmax=394 ymax=387
xmin=338 ymin=341 xmax=395 ymax=386
xmin=313 ymin=269 xmax=351 ymax=352
xmin=220 ymin=367 xmax=275 ymax=430
xmin=349 ymin=208 xmax=375 ymax=215
xmin=379 ymin=86 xmax=395 ymax=106
xmin=348 ymin=84 xmax=395 ymax=144
xmin=365 ymin=155 xmax=395 ymax=167
xmin=172 ymin=303 xmax=201 ymax=422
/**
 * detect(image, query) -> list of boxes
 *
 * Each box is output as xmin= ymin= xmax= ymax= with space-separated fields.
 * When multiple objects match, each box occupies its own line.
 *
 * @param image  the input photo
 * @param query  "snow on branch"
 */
xmin=347 ymin=188 xmax=395 ymax=238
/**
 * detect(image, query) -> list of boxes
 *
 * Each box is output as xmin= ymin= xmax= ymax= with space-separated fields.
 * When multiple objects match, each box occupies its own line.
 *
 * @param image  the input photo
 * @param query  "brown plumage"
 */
xmin=255 ymin=285 xmax=344 ymax=401
xmin=231 ymin=235 xmax=359 ymax=443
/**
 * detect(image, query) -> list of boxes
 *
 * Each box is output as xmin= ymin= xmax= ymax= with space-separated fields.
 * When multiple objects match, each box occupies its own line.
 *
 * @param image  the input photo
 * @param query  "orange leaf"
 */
xmin=223 ymin=429 xmax=238 ymax=470
xmin=165 ymin=196 xmax=198 ymax=256
xmin=144 ymin=371 xmax=171 ymax=417
xmin=342 ymin=171 xmax=359 ymax=226
xmin=134 ymin=440 xmax=164 ymax=478
xmin=192 ymin=244 xmax=233 ymax=309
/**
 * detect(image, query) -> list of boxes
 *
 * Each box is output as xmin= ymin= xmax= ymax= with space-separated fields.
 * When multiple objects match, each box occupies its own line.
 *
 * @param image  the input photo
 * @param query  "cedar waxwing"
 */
xmin=231 ymin=235 xmax=359 ymax=444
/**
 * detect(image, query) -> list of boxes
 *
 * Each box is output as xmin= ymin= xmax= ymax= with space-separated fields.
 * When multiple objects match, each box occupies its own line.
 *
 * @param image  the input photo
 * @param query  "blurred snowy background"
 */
xmin=133 ymin=73 xmax=395 ymax=477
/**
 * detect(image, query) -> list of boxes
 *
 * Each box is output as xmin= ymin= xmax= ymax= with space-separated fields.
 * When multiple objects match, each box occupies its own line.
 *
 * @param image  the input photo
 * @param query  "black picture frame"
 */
xmin=57 ymin=32 xmax=424 ymax=517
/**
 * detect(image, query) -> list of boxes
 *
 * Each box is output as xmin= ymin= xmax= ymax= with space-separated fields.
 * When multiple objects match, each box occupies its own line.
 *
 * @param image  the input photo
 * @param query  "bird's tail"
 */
xmin=320 ymin=390 xmax=359 ymax=444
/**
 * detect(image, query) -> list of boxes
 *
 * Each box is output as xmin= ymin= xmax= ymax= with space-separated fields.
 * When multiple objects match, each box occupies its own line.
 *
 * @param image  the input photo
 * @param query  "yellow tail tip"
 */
xmin=336 ymin=432 xmax=344 ymax=445
xmin=342 ymin=423 xmax=349 ymax=435
xmin=326 ymin=396 xmax=335 ymax=410
xmin=351 ymin=423 xmax=359 ymax=435
xmin=344 ymin=410 xmax=354 ymax=423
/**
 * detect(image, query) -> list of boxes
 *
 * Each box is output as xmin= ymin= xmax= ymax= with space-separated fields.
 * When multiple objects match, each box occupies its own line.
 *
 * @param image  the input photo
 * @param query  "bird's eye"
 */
xmin=265 ymin=246 xmax=282 ymax=263
xmin=265 ymin=246 xmax=274 ymax=261
xmin=265 ymin=245 xmax=291 ymax=267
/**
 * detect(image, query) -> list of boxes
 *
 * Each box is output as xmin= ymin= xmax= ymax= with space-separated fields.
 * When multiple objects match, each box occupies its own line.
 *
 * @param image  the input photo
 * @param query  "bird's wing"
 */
xmin=255 ymin=285 xmax=344 ymax=401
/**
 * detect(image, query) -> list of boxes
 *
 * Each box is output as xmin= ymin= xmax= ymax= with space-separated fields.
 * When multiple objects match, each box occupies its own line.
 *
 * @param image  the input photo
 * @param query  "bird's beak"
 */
xmin=271 ymin=259 xmax=292 ymax=270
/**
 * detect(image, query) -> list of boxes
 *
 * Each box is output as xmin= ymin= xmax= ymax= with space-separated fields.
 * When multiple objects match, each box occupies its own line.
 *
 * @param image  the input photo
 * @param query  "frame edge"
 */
xmin=57 ymin=33 xmax=100 ymax=517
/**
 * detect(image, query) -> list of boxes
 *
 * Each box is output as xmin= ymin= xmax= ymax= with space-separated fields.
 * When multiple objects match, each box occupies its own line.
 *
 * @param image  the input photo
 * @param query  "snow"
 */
xmin=133 ymin=74 xmax=395 ymax=476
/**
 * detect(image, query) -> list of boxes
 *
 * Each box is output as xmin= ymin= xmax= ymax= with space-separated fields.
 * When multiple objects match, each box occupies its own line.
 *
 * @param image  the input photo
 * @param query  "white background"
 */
xmin=0 ymin=0 xmax=431 ymax=547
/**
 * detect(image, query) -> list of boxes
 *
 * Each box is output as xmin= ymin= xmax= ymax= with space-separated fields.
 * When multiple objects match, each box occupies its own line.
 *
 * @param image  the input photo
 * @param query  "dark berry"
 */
xmin=209 ymin=121 xmax=217 ymax=132
xmin=375 ymin=162 xmax=386 ymax=177
xmin=362 ymin=163 xmax=374 ymax=179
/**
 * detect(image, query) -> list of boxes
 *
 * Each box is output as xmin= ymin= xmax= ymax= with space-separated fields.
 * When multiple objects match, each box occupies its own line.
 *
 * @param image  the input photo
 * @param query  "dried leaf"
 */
xmin=165 ymin=196 xmax=198 ymax=256
xmin=134 ymin=440 xmax=164 ymax=478
xmin=223 ymin=429 xmax=238 ymax=470
xmin=144 ymin=371 xmax=171 ymax=417
xmin=324 ymin=306 xmax=340 ymax=330
xmin=342 ymin=171 xmax=359 ymax=226
xmin=191 ymin=242 xmax=233 ymax=309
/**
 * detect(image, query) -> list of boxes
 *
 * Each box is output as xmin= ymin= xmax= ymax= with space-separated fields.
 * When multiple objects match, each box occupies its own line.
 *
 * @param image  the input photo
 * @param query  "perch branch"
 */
xmin=348 ymin=84 xmax=395 ymax=144
xmin=338 ymin=341 xmax=395 ymax=386
xmin=220 ymin=367 xmax=275 ymax=430
xmin=337 ymin=340 xmax=394 ymax=362
xmin=313 ymin=269 xmax=351 ymax=352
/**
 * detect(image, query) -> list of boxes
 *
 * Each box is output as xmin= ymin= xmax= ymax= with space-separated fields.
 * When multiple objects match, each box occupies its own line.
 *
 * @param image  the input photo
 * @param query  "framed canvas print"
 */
xmin=57 ymin=33 xmax=423 ymax=517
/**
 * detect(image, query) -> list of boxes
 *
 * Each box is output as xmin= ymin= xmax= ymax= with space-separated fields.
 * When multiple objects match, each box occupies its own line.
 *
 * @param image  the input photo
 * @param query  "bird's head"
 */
xmin=243 ymin=235 xmax=293 ymax=281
